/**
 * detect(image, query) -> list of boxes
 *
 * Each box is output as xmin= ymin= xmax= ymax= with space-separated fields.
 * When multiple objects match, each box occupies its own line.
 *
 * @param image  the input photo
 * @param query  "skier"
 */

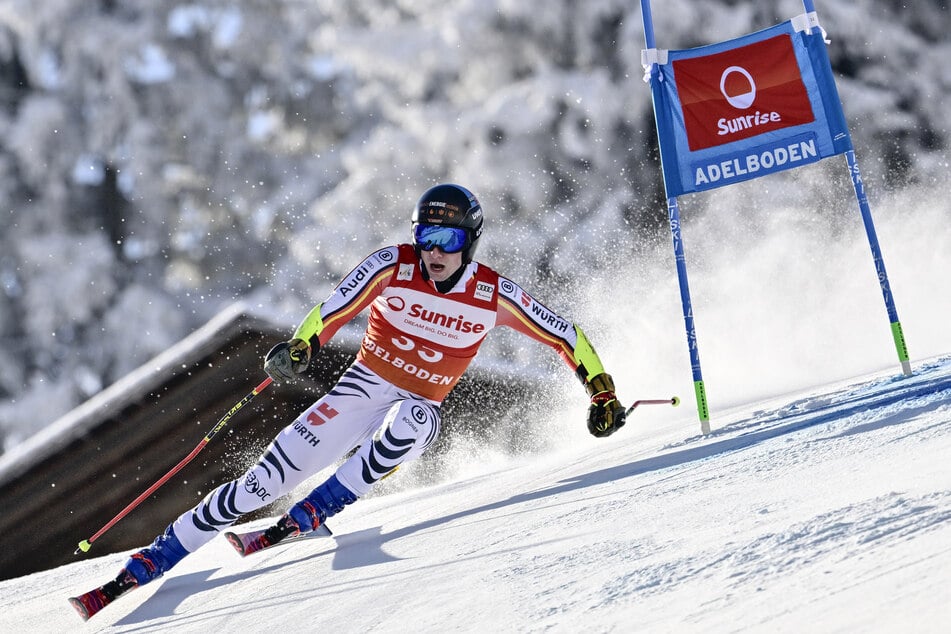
xmin=71 ymin=183 xmax=627 ymax=618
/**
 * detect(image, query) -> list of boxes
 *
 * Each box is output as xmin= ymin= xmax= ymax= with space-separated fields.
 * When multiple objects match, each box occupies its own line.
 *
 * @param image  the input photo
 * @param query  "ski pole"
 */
xmin=626 ymin=396 xmax=680 ymax=416
xmin=74 ymin=376 xmax=274 ymax=555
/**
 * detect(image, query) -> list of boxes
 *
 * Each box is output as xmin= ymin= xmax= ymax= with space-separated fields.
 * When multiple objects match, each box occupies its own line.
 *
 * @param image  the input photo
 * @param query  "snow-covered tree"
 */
xmin=0 ymin=0 xmax=948 ymax=450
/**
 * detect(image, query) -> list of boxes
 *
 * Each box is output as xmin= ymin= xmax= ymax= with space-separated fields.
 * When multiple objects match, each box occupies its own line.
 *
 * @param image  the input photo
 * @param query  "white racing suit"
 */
xmin=130 ymin=244 xmax=611 ymax=580
xmin=172 ymin=364 xmax=441 ymax=552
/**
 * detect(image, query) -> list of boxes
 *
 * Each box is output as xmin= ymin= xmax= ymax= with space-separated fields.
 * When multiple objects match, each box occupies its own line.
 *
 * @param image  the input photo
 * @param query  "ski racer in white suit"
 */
xmin=114 ymin=183 xmax=627 ymax=588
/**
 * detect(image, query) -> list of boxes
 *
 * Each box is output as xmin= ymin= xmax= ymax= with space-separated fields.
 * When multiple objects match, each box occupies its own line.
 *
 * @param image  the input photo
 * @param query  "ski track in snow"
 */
xmin=1 ymin=356 xmax=950 ymax=632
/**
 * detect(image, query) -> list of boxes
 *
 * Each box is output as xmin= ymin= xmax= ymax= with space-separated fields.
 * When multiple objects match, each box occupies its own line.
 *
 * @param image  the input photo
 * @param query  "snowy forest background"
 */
xmin=0 ymin=0 xmax=949 ymax=452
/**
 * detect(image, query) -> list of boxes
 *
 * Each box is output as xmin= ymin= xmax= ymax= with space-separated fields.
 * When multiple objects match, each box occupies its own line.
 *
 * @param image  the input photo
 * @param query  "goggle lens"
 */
xmin=414 ymin=224 xmax=468 ymax=253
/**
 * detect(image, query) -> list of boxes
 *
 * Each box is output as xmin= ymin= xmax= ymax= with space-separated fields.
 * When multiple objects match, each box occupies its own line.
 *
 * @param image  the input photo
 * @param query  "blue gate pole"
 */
xmin=641 ymin=0 xmax=711 ymax=433
xmin=668 ymin=199 xmax=712 ymax=431
xmin=844 ymin=151 xmax=912 ymax=375
xmin=802 ymin=0 xmax=912 ymax=376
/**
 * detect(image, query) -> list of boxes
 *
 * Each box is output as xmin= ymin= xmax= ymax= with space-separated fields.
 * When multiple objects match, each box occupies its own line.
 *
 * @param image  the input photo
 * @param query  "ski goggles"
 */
xmin=413 ymin=224 xmax=468 ymax=253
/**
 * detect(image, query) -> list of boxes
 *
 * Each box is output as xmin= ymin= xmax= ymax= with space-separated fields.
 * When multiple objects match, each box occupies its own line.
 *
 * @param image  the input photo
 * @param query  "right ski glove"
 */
xmin=586 ymin=372 xmax=627 ymax=438
xmin=264 ymin=338 xmax=312 ymax=383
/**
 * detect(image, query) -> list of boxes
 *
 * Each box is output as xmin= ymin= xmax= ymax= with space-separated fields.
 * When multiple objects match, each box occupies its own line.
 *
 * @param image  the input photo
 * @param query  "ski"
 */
xmin=68 ymin=570 xmax=138 ymax=621
xmin=67 ymin=523 xmax=334 ymax=620
xmin=224 ymin=522 xmax=333 ymax=557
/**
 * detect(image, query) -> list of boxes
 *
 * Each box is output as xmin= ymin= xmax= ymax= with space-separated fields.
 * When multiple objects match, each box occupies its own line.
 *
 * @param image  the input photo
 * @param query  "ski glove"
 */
xmin=586 ymin=372 xmax=626 ymax=438
xmin=264 ymin=338 xmax=312 ymax=383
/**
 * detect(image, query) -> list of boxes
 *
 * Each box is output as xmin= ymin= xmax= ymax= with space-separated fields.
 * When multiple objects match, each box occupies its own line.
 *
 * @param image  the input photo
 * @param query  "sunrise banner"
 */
xmin=646 ymin=15 xmax=852 ymax=197
xmin=640 ymin=1 xmax=912 ymax=432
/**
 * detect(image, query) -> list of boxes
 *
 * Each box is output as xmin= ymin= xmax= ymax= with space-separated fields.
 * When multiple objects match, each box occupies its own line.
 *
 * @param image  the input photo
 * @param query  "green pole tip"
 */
xmin=671 ymin=396 xmax=680 ymax=407
xmin=76 ymin=540 xmax=91 ymax=554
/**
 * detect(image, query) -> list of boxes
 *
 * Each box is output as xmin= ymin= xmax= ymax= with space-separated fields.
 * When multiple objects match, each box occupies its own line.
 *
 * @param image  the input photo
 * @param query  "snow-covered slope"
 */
xmin=2 ymin=355 xmax=948 ymax=633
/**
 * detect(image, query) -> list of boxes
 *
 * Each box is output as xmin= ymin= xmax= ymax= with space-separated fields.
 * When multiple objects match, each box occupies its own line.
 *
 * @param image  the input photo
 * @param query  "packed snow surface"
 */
xmin=2 ymin=355 xmax=948 ymax=633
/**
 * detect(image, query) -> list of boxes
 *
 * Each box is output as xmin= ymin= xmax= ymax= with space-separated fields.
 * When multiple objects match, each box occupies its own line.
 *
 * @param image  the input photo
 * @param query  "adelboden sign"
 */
xmin=663 ymin=32 xmax=833 ymax=192
xmin=648 ymin=16 xmax=854 ymax=197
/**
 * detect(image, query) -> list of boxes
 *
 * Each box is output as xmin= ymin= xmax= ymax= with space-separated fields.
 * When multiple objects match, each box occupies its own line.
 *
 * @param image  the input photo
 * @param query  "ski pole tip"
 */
xmin=671 ymin=396 xmax=680 ymax=407
xmin=75 ymin=539 xmax=91 ymax=555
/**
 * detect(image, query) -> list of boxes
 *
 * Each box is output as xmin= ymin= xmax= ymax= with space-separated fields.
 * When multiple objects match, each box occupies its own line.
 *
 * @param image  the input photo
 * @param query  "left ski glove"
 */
xmin=586 ymin=373 xmax=626 ymax=438
xmin=264 ymin=338 xmax=312 ymax=383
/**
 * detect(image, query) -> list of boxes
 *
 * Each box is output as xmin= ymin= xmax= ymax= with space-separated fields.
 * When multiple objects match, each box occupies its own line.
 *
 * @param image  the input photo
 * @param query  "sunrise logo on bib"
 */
xmin=380 ymin=288 xmax=494 ymax=347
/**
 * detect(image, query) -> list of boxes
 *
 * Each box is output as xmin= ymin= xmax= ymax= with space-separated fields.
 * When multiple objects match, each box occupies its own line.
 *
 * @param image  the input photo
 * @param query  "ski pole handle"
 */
xmin=74 ymin=377 xmax=273 ymax=555
xmin=625 ymin=395 xmax=680 ymax=416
